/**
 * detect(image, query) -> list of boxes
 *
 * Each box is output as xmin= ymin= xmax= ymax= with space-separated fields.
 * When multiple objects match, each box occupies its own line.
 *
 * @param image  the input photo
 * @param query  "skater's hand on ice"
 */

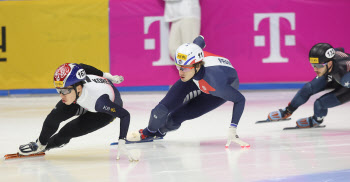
xmin=103 ymin=73 xmax=124 ymax=84
xmin=225 ymin=127 xmax=250 ymax=149
xmin=117 ymin=139 xmax=139 ymax=162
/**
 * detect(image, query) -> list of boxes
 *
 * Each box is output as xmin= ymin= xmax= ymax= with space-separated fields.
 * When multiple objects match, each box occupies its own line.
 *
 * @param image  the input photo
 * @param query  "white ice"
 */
xmin=1 ymin=90 xmax=350 ymax=182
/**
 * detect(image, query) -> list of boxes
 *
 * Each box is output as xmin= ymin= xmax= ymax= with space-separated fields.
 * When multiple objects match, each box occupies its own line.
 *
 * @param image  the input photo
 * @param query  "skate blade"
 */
xmin=256 ymin=118 xmax=291 ymax=124
xmin=4 ymin=152 xmax=45 ymax=160
xmin=110 ymin=137 xmax=163 ymax=145
xmin=283 ymin=125 xmax=326 ymax=130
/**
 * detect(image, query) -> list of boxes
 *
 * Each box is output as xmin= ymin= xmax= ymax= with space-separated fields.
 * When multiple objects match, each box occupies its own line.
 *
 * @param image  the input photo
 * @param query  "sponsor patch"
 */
xmin=76 ymin=69 xmax=86 ymax=79
xmin=325 ymin=48 xmax=335 ymax=58
xmin=177 ymin=53 xmax=187 ymax=61
xmin=309 ymin=57 xmax=319 ymax=63
xmin=54 ymin=81 xmax=64 ymax=88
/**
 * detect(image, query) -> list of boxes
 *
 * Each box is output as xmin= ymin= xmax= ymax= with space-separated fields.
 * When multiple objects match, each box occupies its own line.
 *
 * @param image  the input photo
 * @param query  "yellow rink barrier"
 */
xmin=0 ymin=0 xmax=109 ymax=90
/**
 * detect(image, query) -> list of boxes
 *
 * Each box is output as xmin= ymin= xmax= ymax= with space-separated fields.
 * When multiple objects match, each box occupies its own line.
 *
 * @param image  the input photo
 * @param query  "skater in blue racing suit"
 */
xmin=127 ymin=36 xmax=249 ymax=148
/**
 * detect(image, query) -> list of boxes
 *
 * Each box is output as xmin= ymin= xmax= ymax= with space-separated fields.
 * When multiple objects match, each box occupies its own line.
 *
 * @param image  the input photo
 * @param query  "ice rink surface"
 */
xmin=1 ymin=90 xmax=350 ymax=182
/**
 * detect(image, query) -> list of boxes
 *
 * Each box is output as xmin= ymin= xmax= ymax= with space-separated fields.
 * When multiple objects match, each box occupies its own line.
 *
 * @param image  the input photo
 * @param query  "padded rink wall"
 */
xmin=1 ymin=0 xmax=350 ymax=95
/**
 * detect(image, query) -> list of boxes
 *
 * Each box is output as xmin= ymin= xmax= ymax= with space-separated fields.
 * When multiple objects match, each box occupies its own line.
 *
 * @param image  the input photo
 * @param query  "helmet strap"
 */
xmin=328 ymin=61 xmax=333 ymax=72
xmin=72 ymin=82 xmax=82 ymax=104
xmin=72 ymin=86 xmax=79 ymax=104
xmin=190 ymin=64 xmax=200 ymax=81
xmin=325 ymin=61 xmax=333 ymax=75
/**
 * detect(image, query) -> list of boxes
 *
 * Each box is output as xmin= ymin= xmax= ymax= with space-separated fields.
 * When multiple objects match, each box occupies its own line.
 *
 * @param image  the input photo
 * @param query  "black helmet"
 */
xmin=309 ymin=43 xmax=335 ymax=64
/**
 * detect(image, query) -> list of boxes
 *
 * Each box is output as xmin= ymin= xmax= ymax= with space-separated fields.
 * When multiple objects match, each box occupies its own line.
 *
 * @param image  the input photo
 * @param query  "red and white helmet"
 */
xmin=175 ymin=43 xmax=204 ymax=66
xmin=53 ymin=63 xmax=86 ymax=88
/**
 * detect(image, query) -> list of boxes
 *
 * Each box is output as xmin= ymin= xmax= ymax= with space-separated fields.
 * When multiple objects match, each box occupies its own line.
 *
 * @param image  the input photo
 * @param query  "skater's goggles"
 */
xmin=175 ymin=63 xmax=194 ymax=72
xmin=56 ymin=87 xmax=74 ymax=95
xmin=311 ymin=63 xmax=327 ymax=68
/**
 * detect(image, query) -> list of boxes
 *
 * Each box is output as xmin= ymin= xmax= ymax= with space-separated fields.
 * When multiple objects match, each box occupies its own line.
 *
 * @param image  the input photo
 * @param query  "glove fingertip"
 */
xmin=225 ymin=141 xmax=231 ymax=148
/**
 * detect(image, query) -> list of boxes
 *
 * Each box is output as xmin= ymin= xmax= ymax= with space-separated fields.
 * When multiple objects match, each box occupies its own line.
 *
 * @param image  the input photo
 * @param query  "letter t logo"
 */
xmin=254 ymin=13 xmax=296 ymax=63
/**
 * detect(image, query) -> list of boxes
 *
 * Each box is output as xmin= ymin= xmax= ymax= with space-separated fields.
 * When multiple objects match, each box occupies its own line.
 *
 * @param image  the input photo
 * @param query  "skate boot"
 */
xmin=268 ymin=108 xmax=292 ymax=121
xmin=19 ymin=139 xmax=46 ymax=155
xmin=126 ymin=128 xmax=155 ymax=142
xmin=139 ymin=129 xmax=156 ymax=141
xmin=155 ymin=129 xmax=166 ymax=139
xmin=296 ymin=116 xmax=323 ymax=128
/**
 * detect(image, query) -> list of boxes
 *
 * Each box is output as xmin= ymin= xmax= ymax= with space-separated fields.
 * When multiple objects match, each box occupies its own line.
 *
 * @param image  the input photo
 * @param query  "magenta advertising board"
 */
xmin=109 ymin=0 xmax=350 ymax=87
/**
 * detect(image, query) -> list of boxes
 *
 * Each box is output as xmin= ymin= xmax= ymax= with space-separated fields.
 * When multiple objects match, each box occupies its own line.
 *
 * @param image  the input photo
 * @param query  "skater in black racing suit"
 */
xmin=267 ymin=43 xmax=350 ymax=128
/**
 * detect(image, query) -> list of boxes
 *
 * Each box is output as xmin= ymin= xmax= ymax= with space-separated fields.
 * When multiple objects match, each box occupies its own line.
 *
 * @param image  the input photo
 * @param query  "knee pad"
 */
xmin=301 ymin=82 xmax=313 ymax=95
xmin=151 ymin=104 xmax=169 ymax=120
xmin=314 ymin=99 xmax=324 ymax=111
xmin=314 ymin=99 xmax=327 ymax=120
xmin=148 ymin=104 xmax=169 ymax=132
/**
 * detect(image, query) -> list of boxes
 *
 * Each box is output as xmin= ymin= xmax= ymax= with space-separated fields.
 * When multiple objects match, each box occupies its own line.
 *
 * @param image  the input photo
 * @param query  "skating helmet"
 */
xmin=175 ymin=43 xmax=204 ymax=66
xmin=53 ymin=63 xmax=86 ymax=88
xmin=309 ymin=43 xmax=335 ymax=66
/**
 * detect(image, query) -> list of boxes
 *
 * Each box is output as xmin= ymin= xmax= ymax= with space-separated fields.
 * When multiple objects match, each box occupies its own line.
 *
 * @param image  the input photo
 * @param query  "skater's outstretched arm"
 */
xmin=211 ymin=85 xmax=245 ymax=127
xmin=95 ymin=94 xmax=130 ymax=140
xmin=210 ymin=85 xmax=249 ymax=148
xmin=79 ymin=63 xmax=124 ymax=84
xmin=79 ymin=63 xmax=104 ymax=76
xmin=290 ymin=76 xmax=328 ymax=109
xmin=95 ymin=94 xmax=138 ymax=161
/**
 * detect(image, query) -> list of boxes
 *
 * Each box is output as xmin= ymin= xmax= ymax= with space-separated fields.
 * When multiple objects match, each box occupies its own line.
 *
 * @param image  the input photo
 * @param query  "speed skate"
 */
xmin=111 ymin=129 xmax=164 ymax=145
xmin=4 ymin=152 xmax=45 ymax=160
xmin=110 ymin=137 xmax=163 ymax=145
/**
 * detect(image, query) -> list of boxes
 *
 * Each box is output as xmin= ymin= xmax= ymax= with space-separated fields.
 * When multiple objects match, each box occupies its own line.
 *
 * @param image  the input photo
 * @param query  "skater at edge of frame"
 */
xmin=127 ymin=35 xmax=250 ymax=148
xmin=267 ymin=43 xmax=350 ymax=128
xmin=18 ymin=63 xmax=138 ymax=161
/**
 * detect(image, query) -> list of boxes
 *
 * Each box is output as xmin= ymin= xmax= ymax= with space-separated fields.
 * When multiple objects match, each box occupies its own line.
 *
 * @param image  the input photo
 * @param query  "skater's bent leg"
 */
xmin=144 ymin=80 xmax=199 ymax=135
xmin=39 ymin=101 xmax=80 ymax=145
xmin=160 ymin=94 xmax=225 ymax=133
xmin=313 ymin=88 xmax=349 ymax=121
xmin=46 ymin=112 xmax=113 ymax=150
xmin=144 ymin=104 xmax=169 ymax=135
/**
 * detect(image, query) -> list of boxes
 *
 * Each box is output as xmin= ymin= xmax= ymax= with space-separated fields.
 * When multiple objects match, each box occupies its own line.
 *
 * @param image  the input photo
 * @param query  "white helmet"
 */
xmin=175 ymin=43 xmax=204 ymax=66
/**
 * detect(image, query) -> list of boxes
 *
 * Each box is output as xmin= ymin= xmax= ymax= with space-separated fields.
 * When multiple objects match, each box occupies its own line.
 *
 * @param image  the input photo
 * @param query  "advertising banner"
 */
xmin=0 ymin=0 xmax=109 ymax=90
xmin=109 ymin=0 xmax=350 ymax=87
xmin=109 ymin=0 xmax=177 ymax=87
